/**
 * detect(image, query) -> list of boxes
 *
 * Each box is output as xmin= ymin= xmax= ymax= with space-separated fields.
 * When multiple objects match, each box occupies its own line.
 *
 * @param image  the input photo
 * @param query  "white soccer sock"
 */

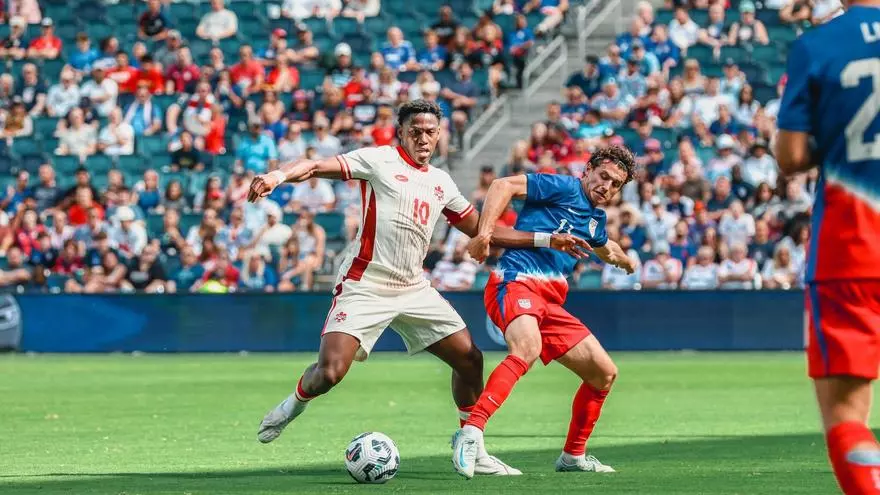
xmin=279 ymin=393 xmax=309 ymax=419
xmin=561 ymin=451 xmax=585 ymax=464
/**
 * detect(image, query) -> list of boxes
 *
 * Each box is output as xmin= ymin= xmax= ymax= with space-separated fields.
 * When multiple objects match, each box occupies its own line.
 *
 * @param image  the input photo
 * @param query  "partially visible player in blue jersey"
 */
xmin=776 ymin=2 xmax=880 ymax=493
xmin=451 ymin=145 xmax=638 ymax=478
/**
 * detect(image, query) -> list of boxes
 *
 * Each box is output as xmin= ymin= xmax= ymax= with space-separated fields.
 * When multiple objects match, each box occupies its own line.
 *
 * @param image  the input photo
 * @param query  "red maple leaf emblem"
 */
xmin=434 ymin=186 xmax=444 ymax=202
xmin=334 ymin=311 xmax=347 ymax=323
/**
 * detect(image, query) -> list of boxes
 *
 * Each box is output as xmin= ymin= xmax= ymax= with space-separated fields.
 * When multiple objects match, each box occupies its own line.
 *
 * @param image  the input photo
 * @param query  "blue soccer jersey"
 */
xmin=778 ymin=6 xmax=880 ymax=282
xmin=497 ymin=174 xmax=607 ymax=303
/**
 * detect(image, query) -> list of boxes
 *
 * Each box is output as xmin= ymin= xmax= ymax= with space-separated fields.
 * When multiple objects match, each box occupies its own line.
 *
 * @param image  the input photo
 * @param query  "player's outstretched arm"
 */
xmin=465 ymin=176 xmax=528 ymax=261
xmin=593 ymin=240 xmax=636 ymax=274
xmin=775 ymin=130 xmax=813 ymax=176
xmin=247 ymin=158 xmax=345 ymax=202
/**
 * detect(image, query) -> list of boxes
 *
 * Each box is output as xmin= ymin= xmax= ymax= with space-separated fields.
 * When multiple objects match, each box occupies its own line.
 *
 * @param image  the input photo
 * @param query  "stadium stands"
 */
xmin=0 ymin=0 xmax=562 ymax=294
xmin=466 ymin=0 xmax=817 ymax=292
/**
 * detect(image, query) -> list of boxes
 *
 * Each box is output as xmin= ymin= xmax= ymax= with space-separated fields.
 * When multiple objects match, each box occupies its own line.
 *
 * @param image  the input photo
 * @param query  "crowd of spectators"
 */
xmin=0 ymin=0 xmax=565 ymax=293
xmin=427 ymin=0 xmax=829 ymax=292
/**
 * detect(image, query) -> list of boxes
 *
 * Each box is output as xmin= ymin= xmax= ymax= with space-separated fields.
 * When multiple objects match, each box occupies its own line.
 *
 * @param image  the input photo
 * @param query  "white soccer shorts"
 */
xmin=321 ymin=280 xmax=466 ymax=361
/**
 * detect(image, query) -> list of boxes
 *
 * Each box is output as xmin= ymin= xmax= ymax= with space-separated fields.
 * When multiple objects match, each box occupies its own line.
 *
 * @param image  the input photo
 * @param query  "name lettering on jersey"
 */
xmin=589 ymin=218 xmax=599 ymax=237
xmin=861 ymin=22 xmax=880 ymax=43
xmin=394 ymin=174 xmax=409 ymax=182
xmin=434 ymin=185 xmax=445 ymax=202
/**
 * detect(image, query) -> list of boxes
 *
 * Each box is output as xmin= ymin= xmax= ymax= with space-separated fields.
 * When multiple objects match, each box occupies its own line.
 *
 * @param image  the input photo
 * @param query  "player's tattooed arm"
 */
xmin=247 ymin=158 xmax=344 ymax=202
xmin=775 ymin=131 xmax=813 ymax=176
xmin=593 ymin=240 xmax=636 ymax=274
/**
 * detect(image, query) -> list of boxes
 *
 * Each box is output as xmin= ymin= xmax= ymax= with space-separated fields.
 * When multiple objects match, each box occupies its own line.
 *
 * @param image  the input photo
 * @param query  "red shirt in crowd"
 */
xmin=230 ymin=60 xmax=264 ymax=90
xmin=137 ymin=67 xmax=166 ymax=94
xmin=68 ymin=203 xmax=105 ymax=226
xmin=108 ymin=66 xmax=140 ymax=93
xmin=166 ymin=63 xmax=200 ymax=92
xmin=54 ymin=255 xmax=84 ymax=275
xmin=205 ymin=115 xmax=226 ymax=154
xmin=202 ymin=264 xmax=239 ymax=287
xmin=28 ymin=35 xmax=62 ymax=52
xmin=15 ymin=226 xmax=45 ymax=256
xmin=266 ymin=65 xmax=300 ymax=88
xmin=371 ymin=125 xmax=395 ymax=146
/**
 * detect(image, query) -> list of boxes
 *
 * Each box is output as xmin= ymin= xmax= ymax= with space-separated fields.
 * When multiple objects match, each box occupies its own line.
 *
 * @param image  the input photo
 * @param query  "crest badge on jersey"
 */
xmin=434 ymin=185 xmax=444 ymax=202
xmin=518 ymin=299 xmax=532 ymax=309
xmin=588 ymin=218 xmax=599 ymax=238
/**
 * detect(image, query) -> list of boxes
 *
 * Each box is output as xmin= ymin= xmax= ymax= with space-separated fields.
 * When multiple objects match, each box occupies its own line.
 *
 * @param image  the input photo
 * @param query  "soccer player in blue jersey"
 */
xmin=776 ymin=1 xmax=880 ymax=493
xmin=451 ymin=145 xmax=638 ymax=478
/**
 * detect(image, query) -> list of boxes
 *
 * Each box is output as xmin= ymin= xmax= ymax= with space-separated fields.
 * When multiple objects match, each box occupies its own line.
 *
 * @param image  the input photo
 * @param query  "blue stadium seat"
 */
xmin=739 ymin=61 xmax=768 ymax=84
xmin=768 ymin=25 xmax=798 ymax=44
xmin=752 ymin=81 xmax=777 ymax=104
xmin=46 ymin=274 xmax=70 ymax=293
xmin=757 ymin=8 xmax=782 ymax=26
xmin=332 ymin=17 xmax=362 ymax=37
xmin=282 ymin=212 xmax=298 ymax=226
xmin=11 ymin=138 xmax=40 ymax=157
xmin=40 ymin=138 xmax=59 ymax=154
xmin=179 ymin=213 xmax=202 ymax=235
xmin=687 ymin=45 xmax=715 ymax=64
xmin=117 ymin=154 xmax=146 ymax=173
xmin=168 ymin=2 xmax=197 ymax=21
xmin=751 ymin=44 xmax=783 ymax=64
xmin=719 ymin=45 xmax=748 ymax=62
xmin=76 ymin=1 xmax=108 ymax=23
xmin=767 ymin=64 xmax=786 ymax=85
xmin=299 ymin=69 xmax=326 ymax=90
xmin=655 ymin=10 xmax=674 ymax=25
xmin=576 ymin=271 xmax=602 ymax=289
xmin=51 ymin=154 xmax=81 ymax=174
xmin=150 ymin=153 xmax=172 ymax=170
xmin=20 ymin=154 xmax=45 ymax=174
xmin=146 ymin=213 xmax=165 ymax=238
xmin=0 ymin=155 xmax=12 ymax=176
xmin=690 ymin=9 xmax=710 ymax=26
xmin=137 ymin=135 xmax=168 ymax=156
xmin=363 ymin=16 xmax=390 ymax=36
xmin=316 ymin=212 xmax=345 ymax=241
xmin=473 ymin=271 xmax=490 ymax=290
xmin=303 ymin=17 xmax=331 ymax=36
xmin=85 ymin=154 xmax=113 ymax=174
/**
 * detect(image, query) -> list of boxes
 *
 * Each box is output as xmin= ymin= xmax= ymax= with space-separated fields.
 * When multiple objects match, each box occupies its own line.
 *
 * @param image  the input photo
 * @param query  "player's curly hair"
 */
xmin=397 ymin=99 xmax=444 ymax=128
xmin=588 ymin=145 xmax=637 ymax=184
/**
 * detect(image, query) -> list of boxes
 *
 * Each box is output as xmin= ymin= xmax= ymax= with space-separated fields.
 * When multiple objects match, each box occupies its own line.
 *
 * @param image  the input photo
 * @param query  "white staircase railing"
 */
xmin=579 ymin=0 xmax=624 ymax=62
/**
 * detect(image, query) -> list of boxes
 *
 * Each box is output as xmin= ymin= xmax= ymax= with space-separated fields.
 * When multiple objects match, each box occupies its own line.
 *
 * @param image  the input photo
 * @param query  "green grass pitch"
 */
xmin=0 ymin=352 xmax=858 ymax=494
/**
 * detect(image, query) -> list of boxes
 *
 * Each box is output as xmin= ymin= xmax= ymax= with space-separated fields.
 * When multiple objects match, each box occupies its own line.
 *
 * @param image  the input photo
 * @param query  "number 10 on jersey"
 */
xmin=413 ymin=199 xmax=430 ymax=225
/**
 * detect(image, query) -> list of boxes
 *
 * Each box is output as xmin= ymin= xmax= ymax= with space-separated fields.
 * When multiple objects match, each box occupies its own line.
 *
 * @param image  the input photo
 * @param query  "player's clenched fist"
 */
xmin=467 ymin=233 xmax=492 ymax=263
xmin=247 ymin=171 xmax=284 ymax=203
xmin=550 ymin=233 xmax=592 ymax=260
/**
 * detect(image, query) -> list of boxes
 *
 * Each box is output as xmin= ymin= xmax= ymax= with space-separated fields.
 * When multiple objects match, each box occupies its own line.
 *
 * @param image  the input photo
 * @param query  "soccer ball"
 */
xmin=344 ymin=432 xmax=400 ymax=484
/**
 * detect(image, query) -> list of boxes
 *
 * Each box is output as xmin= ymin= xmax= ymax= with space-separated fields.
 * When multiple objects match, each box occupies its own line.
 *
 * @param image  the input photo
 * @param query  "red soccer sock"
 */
xmin=464 ymin=355 xmax=530 ymax=431
xmin=826 ymin=421 xmax=880 ymax=494
xmin=458 ymin=405 xmax=475 ymax=428
xmin=563 ymin=382 xmax=610 ymax=456
xmin=295 ymin=375 xmax=319 ymax=402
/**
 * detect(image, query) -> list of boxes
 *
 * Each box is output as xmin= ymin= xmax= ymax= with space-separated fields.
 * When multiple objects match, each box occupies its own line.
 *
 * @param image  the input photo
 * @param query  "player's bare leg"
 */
xmin=427 ymin=328 xmax=522 ymax=476
xmin=452 ymin=316 xmax=540 ymax=478
xmin=258 ymin=333 xmax=360 ymax=443
xmin=554 ymin=334 xmax=617 ymax=473
xmin=814 ymin=376 xmax=880 ymax=494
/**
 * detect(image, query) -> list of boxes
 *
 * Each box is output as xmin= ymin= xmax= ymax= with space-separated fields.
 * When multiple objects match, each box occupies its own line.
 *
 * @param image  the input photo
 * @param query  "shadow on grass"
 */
xmin=1 ymin=433 xmax=840 ymax=494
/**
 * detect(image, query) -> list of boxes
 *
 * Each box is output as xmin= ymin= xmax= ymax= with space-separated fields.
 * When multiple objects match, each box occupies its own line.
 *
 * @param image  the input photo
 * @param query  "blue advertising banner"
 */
xmin=17 ymin=290 xmax=805 ymax=353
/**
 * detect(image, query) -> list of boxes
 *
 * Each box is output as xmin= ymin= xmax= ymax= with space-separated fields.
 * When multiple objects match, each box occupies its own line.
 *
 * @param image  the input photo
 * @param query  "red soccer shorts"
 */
xmin=484 ymin=272 xmax=591 ymax=365
xmin=806 ymin=280 xmax=880 ymax=380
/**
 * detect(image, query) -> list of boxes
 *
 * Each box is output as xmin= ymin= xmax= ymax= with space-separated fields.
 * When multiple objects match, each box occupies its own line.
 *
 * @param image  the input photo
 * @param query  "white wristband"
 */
xmin=269 ymin=170 xmax=286 ymax=184
xmin=534 ymin=232 xmax=552 ymax=248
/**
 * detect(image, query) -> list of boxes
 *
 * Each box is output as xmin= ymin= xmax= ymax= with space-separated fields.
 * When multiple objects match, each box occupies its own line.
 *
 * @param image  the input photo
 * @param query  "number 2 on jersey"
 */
xmin=842 ymin=58 xmax=880 ymax=161
xmin=413 ymin=198 xmax=430 ymax=225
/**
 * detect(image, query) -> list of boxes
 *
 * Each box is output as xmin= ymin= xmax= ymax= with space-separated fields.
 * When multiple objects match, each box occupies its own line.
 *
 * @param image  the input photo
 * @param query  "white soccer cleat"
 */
xmin=555 ymin=453 xmax=616 ymax=473
xmin=474 ymin=454 xmax=522 ymax=476
xmin=451 ymin=427 xmax=481 ymax=479
xmin=257 ymin=395 xmax=305 ymax=444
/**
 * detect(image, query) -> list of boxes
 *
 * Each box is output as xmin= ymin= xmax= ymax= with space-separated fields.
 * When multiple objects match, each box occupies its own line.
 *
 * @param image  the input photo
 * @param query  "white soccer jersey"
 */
xmin=641 ymin=257 xmax=683 ymax=289
xmin=334 ymin=145 xmax=475 ymax=289
xmin=718 ymin=258 xmax=757 ymax=290
xmin=681 ymin=263 xmax=719 ymax=290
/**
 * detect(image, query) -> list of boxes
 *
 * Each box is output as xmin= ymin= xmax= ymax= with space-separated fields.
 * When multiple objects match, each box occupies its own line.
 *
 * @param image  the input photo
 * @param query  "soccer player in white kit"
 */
xmin=247 ymin=100 xmax=588 ymax=475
